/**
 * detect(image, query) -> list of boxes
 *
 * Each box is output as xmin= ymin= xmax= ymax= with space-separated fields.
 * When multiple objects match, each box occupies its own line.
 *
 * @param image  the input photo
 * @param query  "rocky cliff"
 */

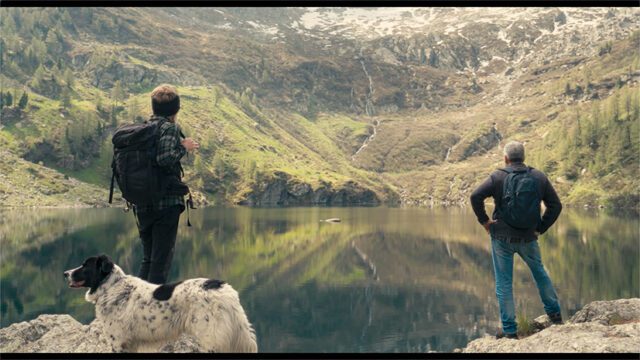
xmin=238 ymin=171 xmax=381 ymax=207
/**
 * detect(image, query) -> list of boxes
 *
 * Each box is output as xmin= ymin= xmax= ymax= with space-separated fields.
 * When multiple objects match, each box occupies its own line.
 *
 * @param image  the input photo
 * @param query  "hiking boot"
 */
xmin=495 ymin=331 xmax=518 ymax=340
xmin=548 ymin=312 xmax=563 ymax=325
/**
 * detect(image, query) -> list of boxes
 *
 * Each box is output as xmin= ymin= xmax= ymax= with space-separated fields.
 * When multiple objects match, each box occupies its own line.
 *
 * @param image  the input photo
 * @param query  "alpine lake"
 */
xmin=1 ymin=206 xmax=638 ymax=352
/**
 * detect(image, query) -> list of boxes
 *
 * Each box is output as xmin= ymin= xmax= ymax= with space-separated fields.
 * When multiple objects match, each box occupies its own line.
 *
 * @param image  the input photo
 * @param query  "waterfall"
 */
xmin=444 ymin=146 xmax=452 ymax=162
xmin=352 ymin=120 xmax=379 ymax=161
xmin=358 ymin=49 xmax=375 ymax=117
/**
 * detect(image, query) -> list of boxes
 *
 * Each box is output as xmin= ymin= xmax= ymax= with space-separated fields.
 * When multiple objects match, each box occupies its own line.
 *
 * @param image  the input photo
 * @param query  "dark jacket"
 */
xmin=469 ymin=162 xmax=562 ymax=241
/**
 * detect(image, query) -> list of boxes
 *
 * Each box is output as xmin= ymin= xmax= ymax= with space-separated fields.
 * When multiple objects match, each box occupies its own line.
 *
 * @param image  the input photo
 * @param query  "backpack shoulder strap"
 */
xmin=108 ymin=163 xmax=116 ymax=204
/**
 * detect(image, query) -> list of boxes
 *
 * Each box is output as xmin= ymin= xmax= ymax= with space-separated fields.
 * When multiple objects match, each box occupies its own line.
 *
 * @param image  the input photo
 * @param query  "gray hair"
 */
xmin=503 ymin=141 xmax=525 ymax=162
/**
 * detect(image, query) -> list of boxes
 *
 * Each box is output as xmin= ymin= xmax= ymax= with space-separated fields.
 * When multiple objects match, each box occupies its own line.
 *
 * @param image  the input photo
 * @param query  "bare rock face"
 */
xmin=463 ymin=322 xmax=640 ymax=353
xmin=238 ymin=171 xmax=381 ymax=206
xmin=570 ymin=298 xmax=640 ymax=325
xmin=462 ymin=298 xmax=640 ymax=353
xmin=0 ymin=315 xmax=110 ymax=353
xmin=0 ymin=315 xmax=204 ymax=353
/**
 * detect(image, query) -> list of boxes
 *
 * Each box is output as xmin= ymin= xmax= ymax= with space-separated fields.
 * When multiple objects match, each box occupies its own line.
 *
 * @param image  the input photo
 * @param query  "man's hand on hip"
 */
xmin=483 ymin=219 xmax=497 ymax=234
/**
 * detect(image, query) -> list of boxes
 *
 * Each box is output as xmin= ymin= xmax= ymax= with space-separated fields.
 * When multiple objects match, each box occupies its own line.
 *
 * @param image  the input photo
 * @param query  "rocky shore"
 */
xmin=0 ymin=315 xmax=204 ymax=353
xmin=459 ymin=298 xmax=640 ymax=353
xmin=1 ymin=298 xmax=638 ymax=353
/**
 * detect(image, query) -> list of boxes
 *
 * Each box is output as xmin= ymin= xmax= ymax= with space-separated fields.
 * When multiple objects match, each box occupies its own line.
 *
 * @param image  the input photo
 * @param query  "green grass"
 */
xmin=516 ymin=312 xmax=537 ymax=338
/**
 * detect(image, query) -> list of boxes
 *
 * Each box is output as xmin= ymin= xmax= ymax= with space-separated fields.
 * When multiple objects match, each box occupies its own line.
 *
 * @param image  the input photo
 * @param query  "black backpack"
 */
xmin=108 ymin=119 xmax=170 ymax=207
xmin=498 ymin=167 xmax=541 ymax=230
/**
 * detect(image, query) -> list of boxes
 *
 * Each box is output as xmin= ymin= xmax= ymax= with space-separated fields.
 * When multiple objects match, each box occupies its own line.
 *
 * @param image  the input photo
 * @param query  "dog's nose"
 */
xmin=64 ymin=271 xmax=70 ymax=279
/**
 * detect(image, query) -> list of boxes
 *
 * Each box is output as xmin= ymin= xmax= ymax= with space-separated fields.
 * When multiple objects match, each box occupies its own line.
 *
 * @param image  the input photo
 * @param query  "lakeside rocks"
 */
xmin=2 ymin=298 xmax=637 ymax=353
xmin=570 ymin=298 xmax=640 ymax=325
xmin=0 ymin=315 xmax=111 ymax=353
xmin=461 ymin=298 xmax=640 ymax=353
xmin=0 ymin=314 xmax=205 ymax=353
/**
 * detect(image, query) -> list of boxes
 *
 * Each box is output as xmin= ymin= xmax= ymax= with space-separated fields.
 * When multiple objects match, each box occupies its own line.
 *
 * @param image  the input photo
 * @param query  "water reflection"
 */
xmin=0 ymin=207 xmax=637 ymax=352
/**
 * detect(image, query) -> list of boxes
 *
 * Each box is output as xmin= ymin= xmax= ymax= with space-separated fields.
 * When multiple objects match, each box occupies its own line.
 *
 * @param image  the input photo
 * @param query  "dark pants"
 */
xmin=136 ymin=205 xmax=182 ymax=284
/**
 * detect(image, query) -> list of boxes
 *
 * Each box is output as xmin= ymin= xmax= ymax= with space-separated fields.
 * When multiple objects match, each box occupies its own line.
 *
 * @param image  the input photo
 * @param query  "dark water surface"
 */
xmin=1 ymin=207 xmax=638 ymax=352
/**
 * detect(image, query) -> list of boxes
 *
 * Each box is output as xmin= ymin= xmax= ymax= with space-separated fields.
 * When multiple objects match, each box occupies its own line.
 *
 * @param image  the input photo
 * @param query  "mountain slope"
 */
xmin=0 ymin=7 xmax=638 ymax=208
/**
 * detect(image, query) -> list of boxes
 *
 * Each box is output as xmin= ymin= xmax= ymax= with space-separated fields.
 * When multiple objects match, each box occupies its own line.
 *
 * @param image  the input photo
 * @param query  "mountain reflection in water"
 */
xmin=0 ymin=207 xmax=637 ymax=352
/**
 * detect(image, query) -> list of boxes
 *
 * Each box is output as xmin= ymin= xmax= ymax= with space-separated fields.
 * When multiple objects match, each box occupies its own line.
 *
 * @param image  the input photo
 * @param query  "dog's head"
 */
xmin=64 ymin=254 xmax=114 ymax=293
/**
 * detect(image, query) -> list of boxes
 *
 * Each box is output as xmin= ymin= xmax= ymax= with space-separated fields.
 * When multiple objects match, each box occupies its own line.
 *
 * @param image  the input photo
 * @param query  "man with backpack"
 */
xmin=111 ymin=84 xmax=199 ymax=284
xmin=470 ymin=140 xmax=563 ymax=339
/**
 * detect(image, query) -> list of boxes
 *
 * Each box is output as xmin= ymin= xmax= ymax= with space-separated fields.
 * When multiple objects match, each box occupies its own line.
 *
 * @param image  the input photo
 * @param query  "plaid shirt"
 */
xmin=134 ymin=115 xmax=186 ymax=213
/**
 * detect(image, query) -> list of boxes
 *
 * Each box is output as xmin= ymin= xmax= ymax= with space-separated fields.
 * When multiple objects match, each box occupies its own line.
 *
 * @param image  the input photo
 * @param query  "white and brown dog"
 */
xmin=64 ymin=254 xmax=257 ymax=353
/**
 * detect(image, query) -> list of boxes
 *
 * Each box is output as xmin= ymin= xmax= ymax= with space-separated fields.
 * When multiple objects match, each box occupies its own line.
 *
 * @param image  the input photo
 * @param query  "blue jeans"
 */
xmin=491 ymin=237 xmax=561 ymax=335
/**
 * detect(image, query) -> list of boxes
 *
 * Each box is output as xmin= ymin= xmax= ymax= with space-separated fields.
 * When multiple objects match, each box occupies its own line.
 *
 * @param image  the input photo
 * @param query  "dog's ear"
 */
xmin=97 ymin=254 xmax=114 ymax=274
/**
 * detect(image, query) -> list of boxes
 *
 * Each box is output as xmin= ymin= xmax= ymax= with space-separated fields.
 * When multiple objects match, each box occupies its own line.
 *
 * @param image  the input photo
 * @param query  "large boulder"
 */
xmin=0 ymin=315 xmax=110 ymax=353
xmin=570 ymin=298 xmax=640 ymax=325
xmin=462 ymin=322 xmax=640 ymax=353
xmin=461 ymin=298 xmax=640 ymax=353
xmin=0 ymin=314 xmax=205 ymax=353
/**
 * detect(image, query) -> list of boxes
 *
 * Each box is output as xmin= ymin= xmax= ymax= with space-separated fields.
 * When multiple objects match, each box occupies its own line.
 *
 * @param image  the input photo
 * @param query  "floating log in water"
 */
xmin=321 ymin=218 xmax=341 ymax=223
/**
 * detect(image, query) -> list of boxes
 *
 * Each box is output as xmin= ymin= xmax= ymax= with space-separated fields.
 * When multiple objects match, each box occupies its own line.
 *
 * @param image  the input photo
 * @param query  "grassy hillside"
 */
xmin=0 ymin=8 xmax=638 ymax=208
xmin=377 ymin=32 xmax=640 ymax=208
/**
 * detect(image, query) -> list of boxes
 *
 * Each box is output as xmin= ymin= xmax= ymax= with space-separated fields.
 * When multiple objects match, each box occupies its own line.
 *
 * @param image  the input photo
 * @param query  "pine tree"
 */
xmin=260 ymin=68 xmax=270 ymax=84
xmin=110 ymin=80 xmax=126 ymax=125
xmin=632 ymin=89 xmax=640 ymax=122
xmin=60 ymin=10 xmax=73 ymax=30
xmin=5 ymin=92 xmax=13 ymax=107
xmin=587 ymin=103 xmax=601 ymax=149
xmin=28 ymin=38 xmax=47 ymax=67
xmin=30 ymin=64 xmax=45 ymax=89
xmin=61 ymin=86 xmax=72 ymax=109
xmin=428 ymin=49 xmax=438 ymax=67
xmin=128 ymin=96 xmax=141 ymax=122
xmin=582 ymin=67 xmax=592 ymax=89
xmin=306 ymin=93 xmax=318 ymax=120
xmin=96 ymin=94 xmax=104 ymax=112
xmin=51 ymin=63 xmax=62 ymax=83
xmin=45 ymin=29 xmax=62 ymax=54
xmin=571 ymin=109 xmax=582 ymax=147
xmin=111 ymin=80 xmax=125 ymax=107
xmin=2 ymin=11 xmax=17 ymax=34
xmin=623 ymin=124 xmax=632 ymax=151
xmin=610 ymin=92 xmax=620 ymax=123
xmin=63 ymin=68 xmax=74 ymax=88
xmin=212 ymin=151 xmax=226 ymax=179
xmin=245 ymin=159 xmax=257 ymax=181
xmin=212 ymin=87 xmax=220 ymax=107
xmin=18 ymin=91 xmax=28 ymax=109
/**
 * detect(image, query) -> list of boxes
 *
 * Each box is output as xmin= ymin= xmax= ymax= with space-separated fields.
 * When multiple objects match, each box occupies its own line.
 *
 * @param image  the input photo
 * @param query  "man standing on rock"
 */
xmin=470 ymin=140 xmax=563 ymax=339
xmin=134 ymin=84 xmax=199 ymax=284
